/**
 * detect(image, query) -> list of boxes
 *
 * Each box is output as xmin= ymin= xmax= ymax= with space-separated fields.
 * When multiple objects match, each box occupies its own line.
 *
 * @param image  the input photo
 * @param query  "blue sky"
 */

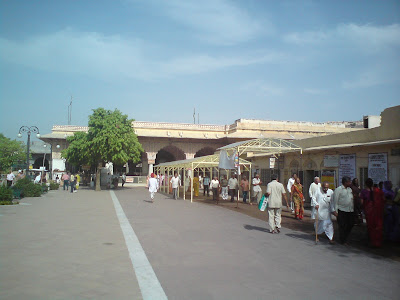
xmin=1 ymin=0 xmax=399 ymax=140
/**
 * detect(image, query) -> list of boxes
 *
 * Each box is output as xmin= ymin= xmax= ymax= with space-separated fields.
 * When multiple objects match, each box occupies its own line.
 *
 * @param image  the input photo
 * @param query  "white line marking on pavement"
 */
xmin=110 ymin=190 xmax=168 ymax=300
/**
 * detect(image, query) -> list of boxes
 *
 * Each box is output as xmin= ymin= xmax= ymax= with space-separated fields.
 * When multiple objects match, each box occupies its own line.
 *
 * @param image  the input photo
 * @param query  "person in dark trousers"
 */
xmin=203 ymin=174 xmax=210 ymax=197
xmin=333 ymin=176 xmax=354 ymax=245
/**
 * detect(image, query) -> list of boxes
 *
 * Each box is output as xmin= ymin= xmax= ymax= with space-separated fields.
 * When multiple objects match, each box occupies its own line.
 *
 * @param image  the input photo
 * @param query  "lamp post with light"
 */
xmin=18 ymin=126 xmax=40 ymax=178
xmin=41 ymin=143 xmax=60 ymax=182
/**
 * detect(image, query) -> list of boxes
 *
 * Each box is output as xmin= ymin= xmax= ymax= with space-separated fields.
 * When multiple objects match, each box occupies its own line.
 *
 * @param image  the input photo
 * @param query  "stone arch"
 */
xmin=156 ymin=145 xmax=185 ymax=164
xmin=33 ymin=157 xmax=49 ymax=170
xmin=303 ymin=158 xmax=317 ymax=170
xmin=194 ymin=146 xmax=215 ymax=158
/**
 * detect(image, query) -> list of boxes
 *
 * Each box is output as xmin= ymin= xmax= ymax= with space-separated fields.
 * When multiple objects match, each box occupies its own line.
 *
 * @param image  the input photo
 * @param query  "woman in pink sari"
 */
xmin=361 ymin=178 xmax=385 ymax=247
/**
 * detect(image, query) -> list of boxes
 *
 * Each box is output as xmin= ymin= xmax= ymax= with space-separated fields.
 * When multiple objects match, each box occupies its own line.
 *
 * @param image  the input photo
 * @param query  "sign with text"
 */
xmin=368 ymin=153 xmax=388 ymax=183
xmin=339 ymin=154 xmax=356 ymax=181
xmin=324 ymin=155 xmax=339 ymax=167
xmin=322 ymin=170 xmax=336 ymax=190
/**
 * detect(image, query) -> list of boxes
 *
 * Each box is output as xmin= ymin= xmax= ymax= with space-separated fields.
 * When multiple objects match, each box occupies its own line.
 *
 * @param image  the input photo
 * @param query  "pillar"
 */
xmin=146 ymin=152 xmax=157 ymax=175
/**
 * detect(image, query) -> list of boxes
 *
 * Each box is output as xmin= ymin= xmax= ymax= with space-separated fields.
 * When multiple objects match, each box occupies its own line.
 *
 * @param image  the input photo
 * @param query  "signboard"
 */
xmin=322 ymin=170 xmax=336 ymax=190
xmin=324 ymin=155 xmax=339 ymax=167
xmin=269 ymin=157 xmax=276 ymax=169
xmin=125 ymin=176 xmax=134 ymax=183
xmin=368 ymin=153 xmax=388 ymax=183
xmin=339 ymin=154 xmax=356 ymax=181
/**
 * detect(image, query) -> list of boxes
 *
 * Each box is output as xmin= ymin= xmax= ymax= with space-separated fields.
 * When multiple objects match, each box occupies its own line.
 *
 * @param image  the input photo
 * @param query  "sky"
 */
xmin=1 ymin=0 xmax=399 ymax=141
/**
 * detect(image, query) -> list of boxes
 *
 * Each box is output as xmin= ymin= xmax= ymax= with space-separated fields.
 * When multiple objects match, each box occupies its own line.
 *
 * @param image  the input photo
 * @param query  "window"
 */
xmin=260 ymin=168 xmax=279 ymax=186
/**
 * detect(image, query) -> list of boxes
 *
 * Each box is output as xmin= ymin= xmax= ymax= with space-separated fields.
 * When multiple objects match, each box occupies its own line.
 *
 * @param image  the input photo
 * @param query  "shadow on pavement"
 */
xmin=244 ymin=224 xmax=270 ymax=233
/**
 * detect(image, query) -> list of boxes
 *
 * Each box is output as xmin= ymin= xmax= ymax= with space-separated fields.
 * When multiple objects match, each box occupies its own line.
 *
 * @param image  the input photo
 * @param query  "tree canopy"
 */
xmin=62 ymin=108 xmax=143 ymax=190
xmin=0 ymin=133 xmax=26 ymax=172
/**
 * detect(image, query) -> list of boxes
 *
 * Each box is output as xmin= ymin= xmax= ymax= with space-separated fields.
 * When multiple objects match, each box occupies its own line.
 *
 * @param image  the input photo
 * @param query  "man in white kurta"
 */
xmin=312 ymin=182 xmax=335 ymax=243
xmin=148 ymin=174 xmax=159 ymax=201
xmin=287 ymin=173 xmax=297 ymax=213
xmin=170 ymin=173 xmax=180 ymax=200
xmin=309 ymin=177 xmax=321 ymax=218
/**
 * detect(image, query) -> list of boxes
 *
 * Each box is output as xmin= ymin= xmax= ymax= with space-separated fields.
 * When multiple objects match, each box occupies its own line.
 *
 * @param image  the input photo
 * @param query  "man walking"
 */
xmin=309 ymin=177 xmax=321 ymax=218
xmin=7 ymin=170 xmax=15 ymax=187
xmin=252 ymin=173 xmax=262 ymax=205
xmin=266 ymin=174 xmax=289 ymax=234
xmin=220 ymin=175 xmax=229 ymax=201
xmin=170 ymin=172 xmax=180 ymax=200
xmin=70 ymin=173 xmax=76 ymax=193
xmin=62 ymin=172 xmax=70 ymax=191
xmin=203 ymin=174 xmax=210 ymax=197
xmin=333 ymin=176 xmax=354 ymax=245
xmin=228 ymin=174 xmax=239 ymax=202
xmin=312 ymin=182 xmax=335 ymax=244
xmin=210 ymin=176 xmax=220 ymax=203
xmin=148 ymin=173 xmax=159 ymax=202
xmin=287 ymin=173 xmax=297 ymax=213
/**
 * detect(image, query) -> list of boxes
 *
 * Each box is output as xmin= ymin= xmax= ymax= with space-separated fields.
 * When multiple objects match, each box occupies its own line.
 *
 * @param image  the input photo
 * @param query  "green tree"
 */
xmin=61 ymin=132 xmax=90 ymax=168
xmin=0 ymin=133 xmax=26 ymax=172
xmin=62 ymin=108 xmax=143 ymax=191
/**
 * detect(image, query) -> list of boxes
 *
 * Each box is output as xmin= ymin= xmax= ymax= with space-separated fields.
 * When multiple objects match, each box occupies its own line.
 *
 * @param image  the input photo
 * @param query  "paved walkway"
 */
xmin=1 ymin=186 xmax=400 ymax=299
xmin=0 ymin=188 xmax=142 ymax=300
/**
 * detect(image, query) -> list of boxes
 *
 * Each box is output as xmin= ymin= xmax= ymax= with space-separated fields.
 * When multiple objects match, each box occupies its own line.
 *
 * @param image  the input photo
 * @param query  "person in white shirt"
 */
xmin=333 ymin=176 xmax=353 ymax=245
xmin=228 ymin=174 xmax=239 ymax=202
xmin=252 ymin=174 xmax=262 ymax=205
xmin=309 ymin=177 xmax=321 ymax=218
xmin=220 ymin=175 xmax=229 ymax=201
xmin=7 ymin=170 xmax=15 ymax=187
xmin=148 ymin=173 xmax=159 ymax=202
xmin=122 ymin=173 xmax=126 ymax=187
xmin=34 ymin=173 xmax=41 ymax=184
xmin=287 ymin=173 xmax=297 ymax=213
xmin=266 ymin=174 xmax=289 ymax=233
xmin=312 ymin=182 xmax=335 ymax=244
xmin=210 ymin=177 xmax=220 ymax=203
xmin=170 ymin=172 xmax=181 ymax=200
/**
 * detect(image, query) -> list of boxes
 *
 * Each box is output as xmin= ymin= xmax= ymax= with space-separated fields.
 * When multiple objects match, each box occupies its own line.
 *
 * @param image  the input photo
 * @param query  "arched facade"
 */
xmin=195 ymin=147 xmax=216 ymax=158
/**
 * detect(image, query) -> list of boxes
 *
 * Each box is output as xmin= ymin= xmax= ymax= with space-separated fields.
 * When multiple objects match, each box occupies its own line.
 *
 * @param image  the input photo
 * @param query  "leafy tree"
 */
xmin=0 ymin=133 xmax=26 ymax=172
xmin=61 ymin=131 xmax=90 ymax=168
xmin=62 ymin=108 xmax=143 ymax=191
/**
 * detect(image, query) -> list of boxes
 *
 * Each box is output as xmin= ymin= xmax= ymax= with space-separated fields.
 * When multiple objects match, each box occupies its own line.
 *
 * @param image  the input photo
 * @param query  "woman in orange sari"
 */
xmin=291 ymin=177 xmax=305 ymax=220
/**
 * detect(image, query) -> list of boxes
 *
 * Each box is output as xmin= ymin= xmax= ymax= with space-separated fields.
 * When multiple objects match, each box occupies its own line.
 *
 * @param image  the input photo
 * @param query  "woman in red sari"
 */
xmin=361 ymin=178 xmax=385 ymax=247
xmin=291 ymin=177 xmax=304 ymax=220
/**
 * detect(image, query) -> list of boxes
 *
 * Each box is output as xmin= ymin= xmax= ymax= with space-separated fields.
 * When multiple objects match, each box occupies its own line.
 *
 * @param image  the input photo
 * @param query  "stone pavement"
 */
xmin=1 ymin=186 xmax=400 ymax=299
xmin=0 ymin=188 xmax=142 ymax=300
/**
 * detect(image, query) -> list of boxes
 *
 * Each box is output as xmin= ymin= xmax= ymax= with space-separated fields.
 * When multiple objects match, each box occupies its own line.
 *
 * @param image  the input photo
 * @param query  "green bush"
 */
xmin=14 ymin=178 xmax=42 ymax=197
xmin=49 ymin=182 xmax=60 ymax=190
xmin=0 ymin=184 xmax=13 ymax=202
xmin=24 ymin=183 xmax=42 ymax=197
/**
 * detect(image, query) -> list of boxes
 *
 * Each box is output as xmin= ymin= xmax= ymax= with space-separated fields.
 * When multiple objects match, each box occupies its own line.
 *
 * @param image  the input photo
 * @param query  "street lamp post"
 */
xmin=18 ymin=126 xmax=40 ymax=178
xmin=42 ymin=143 xmax=60 ymax=182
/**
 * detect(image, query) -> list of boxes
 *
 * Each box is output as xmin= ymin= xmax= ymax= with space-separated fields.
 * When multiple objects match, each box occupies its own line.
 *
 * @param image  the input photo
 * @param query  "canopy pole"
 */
xmin=237 ymin=146 xmax=240 ymax=209
xmin=190 ymin=163 xmax=193 ymax=203
xmin=182 ymin=167 xmax=185 ymax=200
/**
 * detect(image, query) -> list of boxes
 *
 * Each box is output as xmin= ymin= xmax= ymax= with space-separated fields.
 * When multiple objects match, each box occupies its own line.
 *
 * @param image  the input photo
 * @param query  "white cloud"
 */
xmin=284 ymin=23 xmax=400 ymax=53
xmin=132 ymin=0 xmax=271 ymax=45
xmin=240 ymin=80 xmax=284 ymax=96
xmin=303 ymin=88 xmax=326 ymax=95
xmin=0 ymin=29 xmax=280 ymax=81
xmin=342 ymin=68 xmax=400 ymax=89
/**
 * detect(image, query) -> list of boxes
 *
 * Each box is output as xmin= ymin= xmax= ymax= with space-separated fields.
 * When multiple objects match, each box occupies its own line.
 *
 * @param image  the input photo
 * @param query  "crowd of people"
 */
xmin=282 ymin=174 xmax=400 ymax=246
xmin=147 ymin=170 xmax=400 ymax=248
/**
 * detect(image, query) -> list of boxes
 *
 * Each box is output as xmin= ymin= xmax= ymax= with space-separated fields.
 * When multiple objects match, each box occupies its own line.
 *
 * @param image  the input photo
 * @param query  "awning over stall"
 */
xmin=154 ymin=154 xmax=252 ymax=203
xmin=218 ymin=138 xmax=302 ymax=158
